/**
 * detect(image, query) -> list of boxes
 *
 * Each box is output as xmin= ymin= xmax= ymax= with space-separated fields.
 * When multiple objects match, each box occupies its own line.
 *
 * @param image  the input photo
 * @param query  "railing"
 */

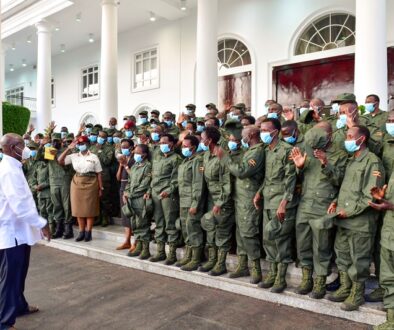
xmin=6 ymin=96 xmax=36 ymax=112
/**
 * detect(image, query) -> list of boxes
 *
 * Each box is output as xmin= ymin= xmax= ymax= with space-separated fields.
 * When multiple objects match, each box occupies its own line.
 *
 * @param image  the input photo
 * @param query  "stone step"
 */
xmin=40 ymin=226 xmax=386 ymax=326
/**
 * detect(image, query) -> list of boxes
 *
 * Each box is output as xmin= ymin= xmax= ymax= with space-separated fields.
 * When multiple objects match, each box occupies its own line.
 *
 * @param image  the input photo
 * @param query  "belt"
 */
xmin=75 ymin=172 xmax=96 ymax=177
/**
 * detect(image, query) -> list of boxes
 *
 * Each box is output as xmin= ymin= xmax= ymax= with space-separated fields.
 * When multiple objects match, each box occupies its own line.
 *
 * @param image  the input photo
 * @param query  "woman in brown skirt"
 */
xmin=58 ymin=135 xmax=103 ymax=242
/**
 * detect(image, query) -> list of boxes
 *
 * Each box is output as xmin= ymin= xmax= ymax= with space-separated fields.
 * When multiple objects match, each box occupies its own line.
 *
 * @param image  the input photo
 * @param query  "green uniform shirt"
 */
xmin=382 ymin=132 xmax=394 ymax=180
xmin=380 ymin=172 xmax=394 ymax=251
xmin=48 ymin=149 xmax=74 ymax=186
xmin=34 ymin=161 xmax=51 ymax=198
xmin=335 ymin=148 xmax=385 ymax=232
xmin=124 ymin=161 xmax=152 ymax=198
xmin=150 ymin=151 xmax=182 ymax=195
xmin=148 ymin=143 xmax=162 ymax=163
xmin=23 ymin=158 xmax=38 ymax=192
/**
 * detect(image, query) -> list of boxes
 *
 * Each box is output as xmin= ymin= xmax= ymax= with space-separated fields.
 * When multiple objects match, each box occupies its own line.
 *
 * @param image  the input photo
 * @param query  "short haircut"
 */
xmin=184 ymin=134 xmax=199 ymax=148
xmin=160 ymin=133 xmax=176 ymax=144
xmin=354 ymin=125 xmax=370 ymax=144
xmin=367 ymin=94 xmax=380 ymax=103
xmin=204 ymin=126 xmax=221 ymax=145
xmin=137 ymin=144 xmax=150 ymax=159
xmin=187 ymin=121 xmax=197 ymax=130
xmin=243 ymin=115 xmax=256 ymax=125
xmin=282 ymin=120 xmax=298 ymax=131
xmin=121 ymin=139 xmax=135 ymax=148
xmin=262 ymin=118 xmax=281 ymax=132
xmin=99 ymin=130 xmax=108 ymax=138
xmin=206 ymin=117 xmax=220 ymax=127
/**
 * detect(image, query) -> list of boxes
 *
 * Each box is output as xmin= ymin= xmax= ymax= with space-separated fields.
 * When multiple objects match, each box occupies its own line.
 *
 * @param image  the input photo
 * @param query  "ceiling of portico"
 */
xmin=3 ymin=0 xmax=197 ymax=73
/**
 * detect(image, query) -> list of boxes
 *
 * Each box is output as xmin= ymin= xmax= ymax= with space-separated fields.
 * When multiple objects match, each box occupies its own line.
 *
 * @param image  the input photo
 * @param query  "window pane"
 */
xmin=143 ymin=52 xmax=149 ymax=59
xmin=151 ymin=50 xmax=157 ymax=56
xmin=143 ymin=59 xmax=150 ymax=79
xmin=151 ymin=57 xmax=157 ymax=70
xmin=94 ymin=72 xmax=98 ymax=84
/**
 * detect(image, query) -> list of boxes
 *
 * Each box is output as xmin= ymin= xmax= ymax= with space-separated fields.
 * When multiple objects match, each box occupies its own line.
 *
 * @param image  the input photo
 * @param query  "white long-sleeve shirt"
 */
xmin=0 ymin=154 xmax=47 ymax=249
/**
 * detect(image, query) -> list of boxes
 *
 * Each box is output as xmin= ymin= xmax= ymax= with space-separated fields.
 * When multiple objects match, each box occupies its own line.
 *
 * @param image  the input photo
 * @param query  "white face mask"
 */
xmin=15 ymin=145 xmax=31 ymax=160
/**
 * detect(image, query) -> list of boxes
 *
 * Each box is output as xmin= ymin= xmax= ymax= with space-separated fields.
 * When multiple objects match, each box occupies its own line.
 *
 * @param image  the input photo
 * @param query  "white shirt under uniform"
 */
xmin=64 ymin=151 xmax=102 ymax=173
xmin=0 ymin=154 xmax=47 ymax=250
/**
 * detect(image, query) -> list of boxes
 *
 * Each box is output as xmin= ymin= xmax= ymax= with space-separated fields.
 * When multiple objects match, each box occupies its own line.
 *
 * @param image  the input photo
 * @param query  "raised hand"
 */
xmin=290 ymin=147 xmax=307 ymax=169
xmin=313 ymin=149 xmax=327 ymax=166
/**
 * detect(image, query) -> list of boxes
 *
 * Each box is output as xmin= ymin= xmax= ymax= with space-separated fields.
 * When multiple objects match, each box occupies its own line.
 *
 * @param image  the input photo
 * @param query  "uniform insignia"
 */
xmin=248 ymin=159 xmax=256 ymax=167
xmin=199 ymin=166 xmax=204 ymax=172
xmin=372 ymin=171 xmax=382 ymax=177
xmin=375 ymin=131 xmax=383 ymax=137
xmin=146 ymin=172 xmax=152 ymax=177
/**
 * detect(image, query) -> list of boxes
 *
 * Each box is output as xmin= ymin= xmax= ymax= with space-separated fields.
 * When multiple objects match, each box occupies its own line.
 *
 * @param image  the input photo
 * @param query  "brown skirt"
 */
xmin=70 ymin=175 xmax=100 ymax=218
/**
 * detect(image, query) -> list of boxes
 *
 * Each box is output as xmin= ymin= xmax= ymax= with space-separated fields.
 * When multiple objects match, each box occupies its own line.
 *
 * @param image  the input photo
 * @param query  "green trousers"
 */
xmin=296 ymin=211 xmax=333 ymax=276
xmin=334 ymin=226 xmax=374 ymax=282
xmin=380 ymin=246 xmax=394 ymax=309
xmin=152 ymin=191 xmax=179 ymax=244
xmin=262 ymin=208 xmax=296 ymax=264
xmin=38 ymin=196 xmax=54 ymax=226
xmin=129 ymin=197 xmax=151 ymax=242
xmin=234 ymin=199 xmax=262 ymax=260
xmin=179 ymin=207 xmax=204 ymax=247
xmin=50 ymin=185 xmax=72 ymax=225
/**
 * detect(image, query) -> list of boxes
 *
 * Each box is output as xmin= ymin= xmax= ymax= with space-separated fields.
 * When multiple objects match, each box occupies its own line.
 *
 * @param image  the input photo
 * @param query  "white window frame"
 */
xmin=5 ymin=86 xmax=24 ymax=106
xmin=79 ymin=64 xmax=99 ymax=102
xmin=51 ymin=77 xmax=55 ymax=108
xmin=131 ymin=46 xmax=160 ymax=93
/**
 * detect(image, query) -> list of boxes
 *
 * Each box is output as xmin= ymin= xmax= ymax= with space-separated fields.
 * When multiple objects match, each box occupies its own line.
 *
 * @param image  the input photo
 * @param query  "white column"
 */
xmin=36 ymin=20 xmax=52 ymax=132
xmin=0 ymin=4 xmax=3 ymax=136
xmin=195 ymin=0 xmax=218 ymax=114
xmin=354 ymin=0 xmax=387 ymax=110
xmin=100 ymin=0 xmax=118 ymax=123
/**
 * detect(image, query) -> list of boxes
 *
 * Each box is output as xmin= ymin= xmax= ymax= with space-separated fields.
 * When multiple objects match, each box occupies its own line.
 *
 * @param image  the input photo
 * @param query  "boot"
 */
xmin=52 ymin=222 xmax=64 ymax=239
xmin=295 ymin=267 xmax=313 ymax=295
xmin=310 ymin=275 xmax=327 ymax=299
xmin=182 ymin=246 xmax=203 ymax=271
xmin=75 ymin=231 xmax=85 ymax=242
xmin=341 ymin=281 xmax=365 ymax=311
xmin=139 ymin=241 xmax=151 ymax=260
xmin=149 ymin=242 xmax=166 ymax=262
xmin=258 ymin=262 xmax=278 ymax=289
xmin=49 ymin=223 xmax=56 ymax=236
xmin=175 ymin=245 xmax=192 ymax=267
xmin=198 ymin=246 xmax=218 ymax=272
xmin=374 ymin=309 xmax=394 ymax=330
xmin=127 ymin=240 xmax=142 ymax=257
xmin=327 ymin=271 xmax=352 ymax=302
xmin=164 ymin=243 xmax=177 ymax=265
xmin=62 ymin=223 xmax=74 ymax=239
xmin=84 ymin=231 xmax=92 ymax=242
xmin=271 ymin=263 xmax=288 ymax=293
xmin=209 ymin=249 xmax=228 ymax=276
xmin=250 ymin=259 xmax=262 ymax=284
xmin=365 ymin=286 xmax=385 ymax=302
xmin=101 ymin=215 xmax=109 ymax=227
xmin=229 ymin=255 xmax=249 ymax=279
xmin=326 ymin=275 xmax=340 ymax=291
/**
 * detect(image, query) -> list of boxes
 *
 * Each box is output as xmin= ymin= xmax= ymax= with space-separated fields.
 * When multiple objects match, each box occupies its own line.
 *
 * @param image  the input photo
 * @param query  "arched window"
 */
xmin=295 ymin=13 xmax=356 ymax=55
xmin=217 ymin=38 xmax=251 ymax=75
xmin=134 ymin=104 xmax=153 ymax=116
xmin=80 ymin=113 xmax=98 ymax=126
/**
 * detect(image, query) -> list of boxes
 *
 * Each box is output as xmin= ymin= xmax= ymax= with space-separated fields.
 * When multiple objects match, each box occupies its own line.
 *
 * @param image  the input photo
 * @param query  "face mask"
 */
xmin=228 ymin=141 xmax=239 ymax=151
xmin=164 ymin=120 xmax=173 ymax=127
xmin=89 ymin=135 xmax=97 ymax=143
xmin=365 ymin=103 xmax=375 ymax=113
xmin=97 ymin=137 xmax=106 ymax=145
xmin=151 ymin=124 xmax=157 ymax=129
xmin=284 ymin=135 xmax=297 ymax=144
xmin=197 ymin=125 xmax=205 ymax=133
xmin=85 ymin=128 xmax=92 ymax=134
xmin=151 ymin=132 xmax=160 ymax=142
xmin=61 ymin=132 xmax=67 ymax=139
xmin=24 ymin=139 xmax=30 ymax=146
xmin=30 ymin=150 xmax=37 ymax=158
xmin=182 ymin=147 xmax=193 ymax=158
xmin=336 ymin=114 xmax=347 ymax=129
xmin=107 ymin=137 xmax=113 ymax=144
xmin=15 ymin=146 xmax=31 ymax=160
xmin=181 ymin=121 xmax=188 ymax=128
xmin=110 ymin=125 xmax=116 ymax=129
xmin=121 ymin=148 xmax=131 ymax=156
xmin=386 ymin=123 xmax=394 ymax=136
xmin=260 ymin=131 xmax=274 ymax=144
xmin=160 ymin=144 xmax=171 ymax=154
xmin=125 ymin=131 xmax=133 ymax=138
xmin=267 ymin=112 xmax=278 ymax=119
xmin=0 ymin=152 xmax=3 ymax=160
xmin=134 ymin=154 xmax=143 ymax=163
xmin=138 ymin=117 xmax=148 ymax=125
xmin=241 ymin=139 xmax=249 ymax=149
xmin=77 ymin=144 xmax=87 ymax=152
xmin=344 ymin=139 xmax=361 ymax=153
xmin=230 ymin=114 xmax=240 ymax=121
xmin=299 ymin=107 xmax=309 ymax=115
xmin=218 ymin=119 xmax=224 ymax=127
xmin=186 ymin=109 xmax=194 ymax=116
xmin=45 ymin=143 xmax=52 ymax=148
xmin=331 ymin=103 xmax=340 ymax=114
xmin=137 ymin=138 xmax=142 ymax=145
xmin=199 ymin=142 xmax=209 ymax=152
xmin=113 ymin=137 xmax=121 ymax=144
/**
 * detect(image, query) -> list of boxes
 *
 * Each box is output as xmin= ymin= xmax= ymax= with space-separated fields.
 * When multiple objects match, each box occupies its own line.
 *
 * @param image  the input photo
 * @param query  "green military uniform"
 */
xmin=258 ymin=140 xmax=297 ymax=292
xmin=222 ymin=143 xmax=265 ymax=282
xmin=166 ymin=125 xmax=180 ymax=138
xmin=329 ymin=148 xmax=385 ymax=310
xmin=362 ymin=109 xmax=389 ymax=149
xmin=136 ymin=110 xmax=151 ymax=131
xmin=34 ymin=160 xmax=54 ymax=232
xmin=124 ymin=160 xmax=152 ymax=259
xmin=23 ymin=142 xmax=39 ymax=209
xmin=295 ymin=128 xmax=347 ymax=297
xmin=382 ymin=130 xmax=394 ymax=180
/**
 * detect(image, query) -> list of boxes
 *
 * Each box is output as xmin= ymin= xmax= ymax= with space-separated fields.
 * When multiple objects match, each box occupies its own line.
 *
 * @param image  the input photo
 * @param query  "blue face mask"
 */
xmin=331 ymin=103 xmax=340 ymax=114
xmin=182 ymin=147 xmax=193 ymax=158
xmin=0 ymin=152 xmax=3 ymax=160
xmin=299 ymin=107 xmax=309 ymax=115
xmin=228 ymin=141 xmax=239 ymax=151
xmin=30 ymin=150 xmax=37 ymax=158
xmin=197 ymin=125 xmax=205 ymax=133
xmin=241 ymin=139 xmax=249 ymax=149
xmin=125 ymin=131 xmax=133 ymax=138
xmin=107 ymin=137 xmax=113 ymax=144
xmin=218 ymin=119 xmax=224 ymax=127
xmin=89 ymin=135 xmax=97 ymax=143
xmin=284 ymin=135 xmax=297 ymax=145
xmin=199 ymin=142 xmax=209 ymax=152
xmin=78 ymin=144 xmax=87 ymax=152
xmin=160 ymin=144 xmax=171 ymax=154
xmin=164 ymin=120 xmax=173 ymax=127
xmin=336 ymin=114 xmax=347 ymax=129
xmin=97 ymin=137 xmax=106 ymax=145
xmin=138 ymin=117 xmax=148 ymax=125
xmin=24 ymin=139 xmax=30 ymax=146
xmin=113 ymin=137 xmax=121 ymax=144
xmin=61 ymin=132 xmax=67 ymax=139
xmin=344 ymin=138 xmax=361 ymax=153
xmin=85 ymin=128 xmax=92 ymax=134
xmin=151 ymin=132 xmax=160 ymax=142
xmin=182 ymin=121 xmax=188 ymax=128
xmin=365 ymin=103 xmax=375 ymax=113
xmin=134 ymin=154 xmax=143 ymax=163
xmin=260 ymin=131 xmax=275 ymax=144
xmin=44 ymin=143 xmax=52 ymax=148
xmin=267 ymin=112 xmax=278 ymax=119
xmin=151 ymin=124 xmax=157 ymax=129
xmin=386 ymin=123 xmax=394 ymax=136
xmin=230 ymin=114 xmax=240 ymax=121
xmin=121 ymin=148 xmax=131 ymax=156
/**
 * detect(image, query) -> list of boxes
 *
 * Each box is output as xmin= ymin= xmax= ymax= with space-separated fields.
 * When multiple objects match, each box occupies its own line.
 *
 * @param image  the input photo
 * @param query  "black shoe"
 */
xmin=62 ymin=224 xmax=74 ymax=239
xmin=326 ymin=275 xmax=340 ymax=292
xmin=75 ymin=231 xmax=85 ymax=242
xmin=52 ymin=222 xmax=64 ymax=239
xmin=84 ymin=231 xmax=92 ymax=242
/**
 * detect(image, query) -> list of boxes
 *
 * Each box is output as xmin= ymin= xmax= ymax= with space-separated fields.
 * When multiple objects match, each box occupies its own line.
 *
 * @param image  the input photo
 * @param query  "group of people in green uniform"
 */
xmin=6 ymin=95 xmax=394 ymax=330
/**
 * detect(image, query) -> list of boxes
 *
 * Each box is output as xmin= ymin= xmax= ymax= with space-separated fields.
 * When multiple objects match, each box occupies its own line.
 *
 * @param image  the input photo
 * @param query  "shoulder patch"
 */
xmin=248 ymin=159 xmax=256 ymax=167
xmin=199 ymin=166 xmax=204 ymax=172
xmin=372 ymin=171 xmax=382 ymax=178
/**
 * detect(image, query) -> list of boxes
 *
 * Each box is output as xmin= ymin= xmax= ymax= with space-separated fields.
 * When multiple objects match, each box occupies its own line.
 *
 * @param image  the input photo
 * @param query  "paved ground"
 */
xmin=15 ymin=245 xmax=370 ymax=330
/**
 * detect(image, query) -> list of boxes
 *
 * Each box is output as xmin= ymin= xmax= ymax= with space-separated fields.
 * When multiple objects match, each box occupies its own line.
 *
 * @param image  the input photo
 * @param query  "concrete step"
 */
xmin=40 ymin=225 xmax=386 ymax=326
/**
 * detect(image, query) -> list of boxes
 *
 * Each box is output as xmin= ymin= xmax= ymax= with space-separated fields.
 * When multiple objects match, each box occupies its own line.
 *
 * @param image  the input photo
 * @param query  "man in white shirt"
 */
xmin=0 ymin=133 xmax=50 ymax=330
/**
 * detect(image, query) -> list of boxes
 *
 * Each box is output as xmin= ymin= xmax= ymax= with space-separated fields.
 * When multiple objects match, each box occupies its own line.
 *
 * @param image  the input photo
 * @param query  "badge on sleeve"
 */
xmin=248 ymin=159 xmax=256 ymax=167
xmin=372 ymin=171 xmax=382 ymax=178
xmin=199 ymin=166 xmax=204 ymax=172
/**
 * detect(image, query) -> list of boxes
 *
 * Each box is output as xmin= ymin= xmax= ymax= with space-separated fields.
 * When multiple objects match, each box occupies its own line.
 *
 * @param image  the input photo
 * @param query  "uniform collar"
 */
xmin=353 ymin=148 xmax=369 ymax=162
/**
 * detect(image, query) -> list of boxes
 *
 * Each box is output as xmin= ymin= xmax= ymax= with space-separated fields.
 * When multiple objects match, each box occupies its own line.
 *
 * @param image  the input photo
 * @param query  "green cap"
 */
xmin=332 ymin=93 xmax=356 ymax=104
xmin=186 ymin=104 xmax=196 ymax=110
xmin=66 ymin=133 xmax=74 ymax=141
xmin=196 ymin=117 xmax=205 ymax=123
xmin=27 ymin=141 xmax=39 ymax=149
xmin=234 ymin=103 xmax=246 ymax=110
xmin=85 ymin=123 xmax=93 ymax=128
xmin=51 ymin=133 xmax=61 ymax=140
xmin=206 ymin=103 xmax=217 ymax=109
xmin=137 ymin=129 xmax=150 ymax=137
xmin=139 ymin=110 xmax=148 ymax=116
xmin=150 ymin=118 xmax=160 ymax=125
xmin=224 ymin=119 xmax=243 ymax=140
xmin=151 ymin=109 xmax=160 ymax=116
xmin=304 ymin=127 xmax=330 ymax=151
xmin=94 ymin=124 xmax=103 ymax=131
xmin=106 ymin=128 xmax=116 ymax=136
xmin=91 ymin=127 xmax=100 ymax=135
